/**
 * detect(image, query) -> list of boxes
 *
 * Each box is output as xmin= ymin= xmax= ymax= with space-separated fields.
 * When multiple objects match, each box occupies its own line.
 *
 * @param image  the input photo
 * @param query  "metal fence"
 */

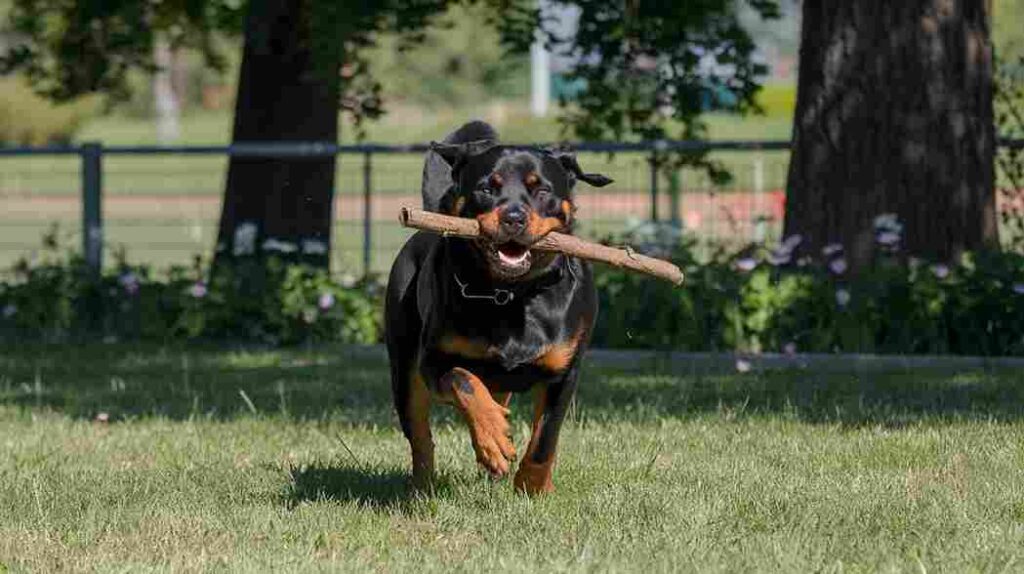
xmin=1 ymin=139 xmax=1020 ymax=277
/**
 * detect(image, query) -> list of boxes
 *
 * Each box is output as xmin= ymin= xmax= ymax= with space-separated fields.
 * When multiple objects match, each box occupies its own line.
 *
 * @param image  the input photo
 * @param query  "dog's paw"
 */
xmin=514 ymin=460 xmax=555 ymax=495
xmin=468 ymin=400 xmax=516 ymax=477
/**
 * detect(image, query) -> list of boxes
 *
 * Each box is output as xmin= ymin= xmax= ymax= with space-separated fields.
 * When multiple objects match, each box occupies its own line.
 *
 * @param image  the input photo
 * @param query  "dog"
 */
xmin=385 ymin=121 xmax=612 ymax=495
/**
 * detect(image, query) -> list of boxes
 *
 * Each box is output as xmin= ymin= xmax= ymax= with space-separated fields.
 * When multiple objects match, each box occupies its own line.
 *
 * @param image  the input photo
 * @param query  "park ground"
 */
xmin=2 ymin=343 xmax=1024 ymax=572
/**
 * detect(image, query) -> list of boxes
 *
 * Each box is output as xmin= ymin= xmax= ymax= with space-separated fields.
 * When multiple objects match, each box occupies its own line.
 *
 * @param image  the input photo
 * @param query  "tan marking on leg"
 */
xmin=534 ymin=321 xmax=588 ymax=373
xmin=408 ymin=371 xmax=434 ymax=489
xmin=514 ymin=385 xmax=555 ymax=495
xmin=438 ymin=334 xmax=493 ymax=360
xmin=560 ymin=200 xmax=574 ymax=225
xmin=440 ymin=367 xmax=516 ymax=477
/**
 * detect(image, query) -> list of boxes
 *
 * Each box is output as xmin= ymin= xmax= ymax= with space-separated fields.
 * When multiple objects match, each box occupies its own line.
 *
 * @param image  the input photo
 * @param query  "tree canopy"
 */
xmin=2 ymin=0 xmax=779 ymax=144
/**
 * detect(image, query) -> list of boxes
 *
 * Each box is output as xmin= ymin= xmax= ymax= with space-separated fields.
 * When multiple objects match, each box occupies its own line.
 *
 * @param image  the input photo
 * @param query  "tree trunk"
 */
xmin=783 ymin=0 xmax=998 ymax=266
xmin=213 ymin=0 xmax=340 ymax=272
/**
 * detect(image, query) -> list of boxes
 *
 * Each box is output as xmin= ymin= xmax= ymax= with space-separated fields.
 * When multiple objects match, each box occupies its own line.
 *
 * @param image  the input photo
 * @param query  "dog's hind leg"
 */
xmin=438 ymin=367 xmax=516 ymax=478
xmin=514 ymin=361 xmax=582 ymax=496
xmin=405 ymin=369 xmax=435 ymax=488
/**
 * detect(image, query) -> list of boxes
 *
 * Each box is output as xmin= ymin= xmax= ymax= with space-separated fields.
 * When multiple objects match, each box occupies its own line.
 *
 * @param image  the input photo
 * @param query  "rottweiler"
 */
xmin=385 ymin=121 xmax=612 ymax=495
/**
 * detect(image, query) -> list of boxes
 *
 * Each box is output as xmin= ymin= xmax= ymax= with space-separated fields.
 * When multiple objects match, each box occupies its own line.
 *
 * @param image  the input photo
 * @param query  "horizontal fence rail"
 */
xmin=1 ymin=138 xmax=1022 ymax=276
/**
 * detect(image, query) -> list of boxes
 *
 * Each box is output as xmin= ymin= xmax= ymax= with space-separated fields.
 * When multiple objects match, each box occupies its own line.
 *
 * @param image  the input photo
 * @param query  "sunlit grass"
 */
xmin=1 ymin=343 xmax=1023 ymax=571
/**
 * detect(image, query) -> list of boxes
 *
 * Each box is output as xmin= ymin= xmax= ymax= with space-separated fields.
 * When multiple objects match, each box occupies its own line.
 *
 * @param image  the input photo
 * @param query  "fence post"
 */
xmin=81 ymin=142 xmax=103 ymax=275
xmin=669 ymin=169 xmax=681 ymax=228
xmin=362 ymin=151 xmax=373 ymax=277
xmin=753 ymin=154 xmax=765 ymax=243
xmin=648 ymin=152 xmax=659 ymax=221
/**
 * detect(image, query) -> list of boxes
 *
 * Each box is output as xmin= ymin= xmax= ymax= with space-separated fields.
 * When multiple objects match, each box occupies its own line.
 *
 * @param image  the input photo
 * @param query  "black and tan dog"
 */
xmin=385 ymin=121 xmax=612 ymax=495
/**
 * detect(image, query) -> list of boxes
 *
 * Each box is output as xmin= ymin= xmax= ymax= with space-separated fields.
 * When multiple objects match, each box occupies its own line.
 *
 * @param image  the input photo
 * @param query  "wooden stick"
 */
xmin=399 ymin=208 xmax=684 ymax=286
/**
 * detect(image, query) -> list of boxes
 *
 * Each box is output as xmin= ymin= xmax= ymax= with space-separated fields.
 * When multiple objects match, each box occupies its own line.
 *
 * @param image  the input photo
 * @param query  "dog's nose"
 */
xmin=500 ymin=205 xmax=527 ymax=233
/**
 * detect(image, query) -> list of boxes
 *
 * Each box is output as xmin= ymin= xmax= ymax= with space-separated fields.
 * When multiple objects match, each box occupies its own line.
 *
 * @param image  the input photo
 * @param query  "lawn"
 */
xmin=2 ymin=343 xmax=1023 ymax=572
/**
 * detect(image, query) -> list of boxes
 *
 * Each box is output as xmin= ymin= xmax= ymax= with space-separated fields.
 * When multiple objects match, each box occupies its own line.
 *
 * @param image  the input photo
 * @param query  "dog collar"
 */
xmin=453 ymin=273 xmax=515 ymax=305
xmin=451 ymin=257 xmax=570 ymax=306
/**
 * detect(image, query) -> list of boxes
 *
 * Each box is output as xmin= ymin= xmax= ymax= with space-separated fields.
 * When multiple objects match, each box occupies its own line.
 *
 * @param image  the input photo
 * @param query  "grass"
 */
xmin=2 ymin=343 xmax=1024 ymax=571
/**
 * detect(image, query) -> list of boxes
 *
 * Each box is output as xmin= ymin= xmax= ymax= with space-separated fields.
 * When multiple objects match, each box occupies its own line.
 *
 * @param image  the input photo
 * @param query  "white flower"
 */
xmin=873 ymin=213 xmax=903 ymax=234
xmin=189 ymin=281 xmax=208 ymax=299
xmin=828 ymin=257 xmax=848 ymax=275
xmin=835 ymin=288 xmax=851 ymax=307
xmin=95 ymin=412 xmax=110 ymax=423
xmin=1012 ymin=283 xmax=1024 ymax=295
xmin=822 ymin=243 xmax=844 ymax=257
xmin=233 ymin=222 xmax=258 ymax=256
xmin=302 ymin=239 xmax=328 ymax=255
xmin=2 ymin=304 xmax=16 ymax=318
xmin=931 ymin=264 xmax=950 ymax=280
xmin=262 ymin=238 xmax=298 ymax=254
xmin=318 ymin=292 xmax=335 ymax=311
xmin=735 ymin=359 xmax=752 ymax=373
xmin=735 ymin=257 xmax=757 ymax=272
xmin=783 ymin=342 xmax=797 ymax=356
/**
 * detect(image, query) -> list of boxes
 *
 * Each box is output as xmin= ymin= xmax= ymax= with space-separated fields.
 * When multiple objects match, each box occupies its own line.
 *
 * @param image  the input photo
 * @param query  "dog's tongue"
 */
xmin=497 ymin=242 xmax=529 ymax=265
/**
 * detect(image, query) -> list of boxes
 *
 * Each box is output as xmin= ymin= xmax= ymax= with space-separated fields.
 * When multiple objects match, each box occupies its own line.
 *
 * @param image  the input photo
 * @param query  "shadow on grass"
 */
xmin=2 ymin=343 xmax=1024 ymax=427
xmin=280 ymin=462 xmax=454 ymax=510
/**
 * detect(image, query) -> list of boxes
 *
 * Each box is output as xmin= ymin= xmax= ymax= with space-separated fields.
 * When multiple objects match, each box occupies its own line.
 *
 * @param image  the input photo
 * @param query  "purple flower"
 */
xmin=189 ymin=281 xmax=208 ymax=299
xmin=835 ymin=288 xmax=851 ymax=307
xmin=735 ymin=359 xmax=752 ymax=373
xmin=318 ymin=292 xmax=335 ymax=311
xmin=828 ymin=257 xmax=848 ymax=275
xmin=768 ymin=250 xmax=791 ymax=266
xmin=821 ymin=243 xmax=844 ymax=257
xmin=781 ymin=234 xmax=804 ymax=251
xmin=2 ymin=304 xmax=16 ymax=318
xmin=783 ymin=342 xmax=797 ymax=356
xmin=931 ymin=264 xmax=950 ymax=280
xmin=118 ymin=272 xmax=140 ymax=295
xmin=1013 ymin=283 xmax=1024 ymax=295
xmin=735 ymin=257 xmax=757 ymax=272
xmin=876 ymin=231 xmax=901 ymax=246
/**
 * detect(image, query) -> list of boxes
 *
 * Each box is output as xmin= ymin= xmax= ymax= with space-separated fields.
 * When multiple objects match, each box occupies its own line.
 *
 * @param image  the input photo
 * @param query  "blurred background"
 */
xmin=0 ymin=1 xmax=801 ymax=275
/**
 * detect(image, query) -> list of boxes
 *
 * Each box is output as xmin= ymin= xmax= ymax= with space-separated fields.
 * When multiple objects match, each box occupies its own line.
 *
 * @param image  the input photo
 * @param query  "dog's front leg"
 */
xmin=438 ymin=367 xmax=517 ymax=477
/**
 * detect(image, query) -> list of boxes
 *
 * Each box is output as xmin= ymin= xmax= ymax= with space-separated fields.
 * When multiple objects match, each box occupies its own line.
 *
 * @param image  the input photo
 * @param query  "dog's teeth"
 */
xmin=498 ymin=250 xmax=528 ymax=265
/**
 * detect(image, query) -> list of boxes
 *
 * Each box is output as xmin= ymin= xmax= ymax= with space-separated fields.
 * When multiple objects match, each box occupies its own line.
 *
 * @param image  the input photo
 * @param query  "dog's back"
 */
xmin=421 ymin=120 xmax=499 ymax=213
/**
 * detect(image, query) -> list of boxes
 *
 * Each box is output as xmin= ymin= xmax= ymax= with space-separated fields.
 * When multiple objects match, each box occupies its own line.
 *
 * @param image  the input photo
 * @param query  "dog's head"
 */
xmin=431 ymin=142 xmax=612 ymax=281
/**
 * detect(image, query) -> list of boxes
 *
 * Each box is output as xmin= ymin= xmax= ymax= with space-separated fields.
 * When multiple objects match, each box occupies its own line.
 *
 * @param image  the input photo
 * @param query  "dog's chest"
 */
xmin=437 ymin=306 xmax=578 ymax=372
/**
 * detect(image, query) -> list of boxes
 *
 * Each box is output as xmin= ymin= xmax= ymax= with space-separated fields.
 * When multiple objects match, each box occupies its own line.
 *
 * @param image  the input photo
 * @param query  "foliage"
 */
xmin=592 ymin=221 xmax=1024 ymax=356
xmin=0 ymin=77 xmax=98 ymax=145
xmin=995 ymin=52 xmax=1024 ymax=252
xmin=0 ymin=228 xmax=380 ymax=345
xmin=525 ymin=0 xmax=781 ymax=183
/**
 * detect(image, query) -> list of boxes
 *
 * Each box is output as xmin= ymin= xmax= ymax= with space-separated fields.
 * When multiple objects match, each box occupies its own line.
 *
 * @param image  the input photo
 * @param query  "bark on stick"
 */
xmin=399 ymin=208 xmax=684 ymax=286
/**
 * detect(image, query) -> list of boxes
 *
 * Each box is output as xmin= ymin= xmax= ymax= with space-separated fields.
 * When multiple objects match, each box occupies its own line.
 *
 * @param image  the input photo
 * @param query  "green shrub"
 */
xmin=0 ymin=228 xmax=381 ymax=345
xmin=0 ymin=78 xmax=99 ymax=146
xmin=592 ymin=223 xmax=1024 ymax=356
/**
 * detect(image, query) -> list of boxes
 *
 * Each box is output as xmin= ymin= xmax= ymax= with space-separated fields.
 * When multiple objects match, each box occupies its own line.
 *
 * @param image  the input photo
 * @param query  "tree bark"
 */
xmin=784 ymin=0 xmax=998 ymax=266
xmin=213 ymin=0 xmax=340 ymax=271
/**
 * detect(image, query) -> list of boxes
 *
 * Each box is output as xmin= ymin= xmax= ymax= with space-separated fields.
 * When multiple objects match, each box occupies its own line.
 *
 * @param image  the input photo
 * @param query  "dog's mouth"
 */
xmin=482 ymin=241 xmax=533 ymax=279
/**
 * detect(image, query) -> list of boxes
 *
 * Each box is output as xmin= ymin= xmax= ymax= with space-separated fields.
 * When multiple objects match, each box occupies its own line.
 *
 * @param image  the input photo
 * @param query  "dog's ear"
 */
xmin=429 ymin=139 xmax=496 ymax=170
xmin=551 ymin=150 xmax=614 ymax=188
